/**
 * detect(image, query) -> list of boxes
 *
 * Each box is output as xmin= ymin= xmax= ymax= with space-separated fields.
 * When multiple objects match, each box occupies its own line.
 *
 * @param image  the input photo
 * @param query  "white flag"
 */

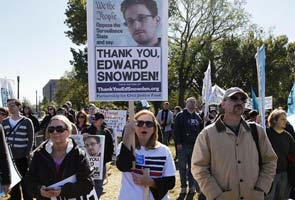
xmin=202 ymin=62 xmax=212 ymax=117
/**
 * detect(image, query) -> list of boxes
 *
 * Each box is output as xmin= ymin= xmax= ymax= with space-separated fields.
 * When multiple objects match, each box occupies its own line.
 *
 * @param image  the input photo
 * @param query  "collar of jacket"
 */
xmin=215 ymin=115 xmax=251 ymax=133
xmin=45 ymin=138 xmax=74 ymax=154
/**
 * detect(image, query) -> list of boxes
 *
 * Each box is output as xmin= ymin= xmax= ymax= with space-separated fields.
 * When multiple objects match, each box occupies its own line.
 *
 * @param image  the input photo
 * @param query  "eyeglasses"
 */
xmin=124 ymin=14 xmax=154 ymax=27
xmin=7 ymin=103 xmax=17 ymax=107
xmin=48 ymin=108 xmax=54 ymax=111
xmin=228 ymin=96 xmax=247 ymax=103
xmin=47 ymin=126 xmax=67 ymax=134
xmin=0 ymin=112 xmax=6 ymax=116
xmin=85 ymin=142 xmax=98 ymax=148
xmin=136 ymin=120 xmax=154 ymax=128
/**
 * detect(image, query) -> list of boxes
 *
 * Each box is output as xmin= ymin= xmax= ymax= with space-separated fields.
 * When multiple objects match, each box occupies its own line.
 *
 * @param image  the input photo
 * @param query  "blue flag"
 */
xmin=255 ymin=45 xmax=266 ymax=129
xmin=288 ymin=82 xmax=295 ymax=116
xmin=251 ymin=86 xmax=259 ymax=111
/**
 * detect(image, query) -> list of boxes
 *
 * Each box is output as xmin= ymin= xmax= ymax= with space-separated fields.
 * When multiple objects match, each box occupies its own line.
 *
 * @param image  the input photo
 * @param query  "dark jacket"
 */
xmin=39 ymin=115 xmax=53 ymax=132
xmin=24 ymin=138 xmax=93 ymax=200
xmin=82 ymin=125 xmax=114 ymax=164
xmin=174 ymin=109 xmax=203 ymax=146
xmin=25 ymin=114 xmax=40 ymax=133
xmin=0 ymin=125 xmax=11 ymax=185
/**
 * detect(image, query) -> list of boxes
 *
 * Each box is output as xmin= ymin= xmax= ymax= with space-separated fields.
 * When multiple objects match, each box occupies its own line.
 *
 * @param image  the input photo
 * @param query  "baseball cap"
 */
xmin=223 ymin=87 xmax=248 ymax=99
xmin=135 ymin=100 xmax=151 ymax=112
xmin=94 ymin=112 xmax=104 ymax=120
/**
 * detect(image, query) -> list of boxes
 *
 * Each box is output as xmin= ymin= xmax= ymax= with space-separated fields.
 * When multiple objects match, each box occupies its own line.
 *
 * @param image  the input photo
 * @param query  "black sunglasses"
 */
xmin=136 ymin=120 xmax=154 ymax=128
xmin=48 ymin=126 xmax=67 ymax=134
xmin=228 ymin=96 xmax=247 ymax=103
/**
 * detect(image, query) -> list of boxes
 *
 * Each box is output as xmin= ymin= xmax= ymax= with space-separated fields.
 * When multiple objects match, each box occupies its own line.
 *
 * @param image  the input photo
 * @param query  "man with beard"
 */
xmin=191 ymin=87 xmax=277 ymax=200
xmin=121 ymin=0 xmax=161 ymax=47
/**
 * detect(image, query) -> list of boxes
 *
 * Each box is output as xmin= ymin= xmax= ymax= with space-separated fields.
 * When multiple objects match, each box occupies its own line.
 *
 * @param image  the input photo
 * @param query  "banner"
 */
xmin=71 ymin=135 xmax=105 ymax=180
xmin=87 ymin=0 xmax=168 ymax=101
xmin=255 ymin=45 xmax=266 ymax=129
xmin=0 ymin=78 xmax=16 ymax=107
xmin=246 ymin=96 xmax=273 ymax=110
xmin=207 ymin=84 xmax=225 ymax=105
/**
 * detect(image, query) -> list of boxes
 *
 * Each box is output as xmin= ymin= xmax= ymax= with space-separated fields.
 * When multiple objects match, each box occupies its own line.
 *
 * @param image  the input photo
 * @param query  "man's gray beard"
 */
xmin=233 ymin=105 xmax=244 ymax=115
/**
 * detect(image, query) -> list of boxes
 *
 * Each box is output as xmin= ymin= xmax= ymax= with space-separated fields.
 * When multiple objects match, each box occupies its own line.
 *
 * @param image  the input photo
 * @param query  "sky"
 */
xmin=0 ymin=0 xmax=294 ymax=104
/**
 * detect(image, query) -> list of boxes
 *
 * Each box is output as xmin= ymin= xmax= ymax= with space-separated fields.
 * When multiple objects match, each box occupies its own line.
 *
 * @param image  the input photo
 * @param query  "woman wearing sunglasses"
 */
xmin=116 ymin=109 xmax=176 ymax=200
xmin=39 ymin=106 xmax=56 ymax=140
xmin=24 ymin=115 xmax=93 ymax=200
xmin=75 ymin=110 xmax=90 ymax=134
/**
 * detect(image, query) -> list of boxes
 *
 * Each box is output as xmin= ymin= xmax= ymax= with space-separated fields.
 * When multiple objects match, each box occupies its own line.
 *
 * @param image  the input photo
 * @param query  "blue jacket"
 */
xmin=174 ymin=109 xmax=203 ymax=146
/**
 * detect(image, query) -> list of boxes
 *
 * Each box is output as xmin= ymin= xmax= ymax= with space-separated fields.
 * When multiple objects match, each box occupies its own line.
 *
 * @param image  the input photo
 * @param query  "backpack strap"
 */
xmin=6 ymin=117 xmax=25 ymax=137
xmin=249 ymin=123 xmax=262 ymax=168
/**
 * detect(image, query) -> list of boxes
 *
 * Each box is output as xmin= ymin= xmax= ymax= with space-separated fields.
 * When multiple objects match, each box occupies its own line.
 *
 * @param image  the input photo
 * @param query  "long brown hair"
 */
xmin=134 ymin=109 xmax=158 ymax=149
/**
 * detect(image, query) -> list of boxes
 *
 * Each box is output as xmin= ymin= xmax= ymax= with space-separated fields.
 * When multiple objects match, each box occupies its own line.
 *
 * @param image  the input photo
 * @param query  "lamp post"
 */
xmin=17 ymin=76 xmax=20 ymax=99
xmin=36 ymin=90 xmax=38 ymax=114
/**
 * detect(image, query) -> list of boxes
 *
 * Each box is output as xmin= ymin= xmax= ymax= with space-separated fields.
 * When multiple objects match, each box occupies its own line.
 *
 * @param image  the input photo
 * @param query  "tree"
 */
xmin=64 ymin=0 xmax=87 ymax=46
xmin=169 ymin=0 xmax=250 ymax=107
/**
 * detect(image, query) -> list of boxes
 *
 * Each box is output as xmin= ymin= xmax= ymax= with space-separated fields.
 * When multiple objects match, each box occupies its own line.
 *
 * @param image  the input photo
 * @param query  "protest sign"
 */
xmin=71 ymin=135 xmax=105 ymax=180
xmin=87 ymin=0 xmax=168 ymax=101
xmin=100 ymin=109 xmax=127 ymax=137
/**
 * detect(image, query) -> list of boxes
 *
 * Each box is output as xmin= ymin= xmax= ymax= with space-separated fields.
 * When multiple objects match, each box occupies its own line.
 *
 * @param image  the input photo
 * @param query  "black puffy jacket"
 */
xmin=24 ymin=138 xmax=93 ymax=200
xmin=0 ymin=125 xmax=11 ymax=185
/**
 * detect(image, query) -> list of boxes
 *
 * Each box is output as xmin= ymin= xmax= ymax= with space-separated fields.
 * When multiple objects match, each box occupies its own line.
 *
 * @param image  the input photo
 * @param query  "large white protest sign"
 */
xmin=0 ymin=78 xmax=16 ymax=107
xmin=87 ymin=0 xmax=168 ymax=101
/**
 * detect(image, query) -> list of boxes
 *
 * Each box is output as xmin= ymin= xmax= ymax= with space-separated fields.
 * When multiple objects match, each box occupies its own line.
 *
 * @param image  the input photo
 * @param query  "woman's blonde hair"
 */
xmin=45 ymin=115 xmax=72 ymax=139
xmin=134 ymin=109 xmax=158 ymax=149
xmin=267 ymin=109 xmax=286 ymax=128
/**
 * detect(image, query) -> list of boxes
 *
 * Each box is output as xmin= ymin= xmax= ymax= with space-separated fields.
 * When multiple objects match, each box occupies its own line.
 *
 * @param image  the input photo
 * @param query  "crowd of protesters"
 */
xmin=1 ymin=87 xmax=295 ymax=200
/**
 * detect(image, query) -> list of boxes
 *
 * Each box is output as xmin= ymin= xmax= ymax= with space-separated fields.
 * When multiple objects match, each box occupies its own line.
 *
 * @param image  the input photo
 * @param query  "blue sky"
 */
xmin=0 ymin=0 xmax=294 ymax=104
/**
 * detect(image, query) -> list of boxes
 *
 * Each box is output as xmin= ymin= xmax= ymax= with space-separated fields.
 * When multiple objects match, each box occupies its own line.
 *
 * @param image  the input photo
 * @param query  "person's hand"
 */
xmin=2 ymin=184 xmax=10 ymax=194
xmin=40 ymin=186 xmax=61 ymax=198
xmin=123 ymin=120 xmax=136 ymax=150
xmin=132 ymin=174 xmax=155 ymax=187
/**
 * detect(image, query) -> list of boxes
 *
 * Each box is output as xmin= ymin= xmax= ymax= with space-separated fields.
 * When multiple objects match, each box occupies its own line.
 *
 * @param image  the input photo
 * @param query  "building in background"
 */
xmin=42 ymin=79 xmax=60 ymax=102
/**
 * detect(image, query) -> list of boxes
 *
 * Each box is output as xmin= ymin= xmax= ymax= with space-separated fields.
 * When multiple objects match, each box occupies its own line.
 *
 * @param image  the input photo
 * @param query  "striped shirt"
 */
xmin=2 ymin=116 xmax=34 ymax=159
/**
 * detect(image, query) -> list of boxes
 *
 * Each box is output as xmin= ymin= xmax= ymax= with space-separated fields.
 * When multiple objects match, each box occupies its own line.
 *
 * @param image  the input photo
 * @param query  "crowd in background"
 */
xmin=1 ymin=90 xmax=295 ymax=200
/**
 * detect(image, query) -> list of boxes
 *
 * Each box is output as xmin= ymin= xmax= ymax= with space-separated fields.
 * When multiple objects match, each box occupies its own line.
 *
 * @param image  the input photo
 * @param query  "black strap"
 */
xmin=249 ymin=123 xmax=262 ymax=168
xmin=6 ymin=117 xmax=25 ymax=138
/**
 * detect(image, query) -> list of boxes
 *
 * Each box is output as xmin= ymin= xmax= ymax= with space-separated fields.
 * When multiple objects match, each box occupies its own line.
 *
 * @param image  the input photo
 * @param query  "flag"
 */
xmin=202 ymin=61 xmax=212 ymax=117
xmin=0 ymin=78 xmax=17 ymax=107
xmin=251 ymin=86 xmax=259 ymax=111
xmin=288 ymin=82 xmax=295 ymax=116
xmin=255 ymin=45 xmax=266 ymax=129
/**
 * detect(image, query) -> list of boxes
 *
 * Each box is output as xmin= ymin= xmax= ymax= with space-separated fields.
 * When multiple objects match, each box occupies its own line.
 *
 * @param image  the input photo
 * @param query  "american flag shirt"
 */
xmin=117 ymin=143 xmax=176 ymax=200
